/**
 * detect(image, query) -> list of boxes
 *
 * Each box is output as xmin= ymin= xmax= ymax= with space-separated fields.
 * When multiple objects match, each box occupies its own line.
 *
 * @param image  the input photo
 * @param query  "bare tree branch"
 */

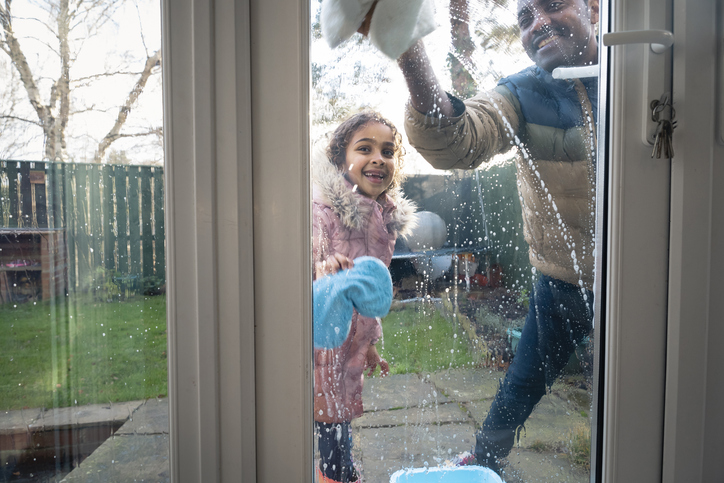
xmin=94 ymin=48 xmax=161 ymax=162
xmin=0 ymin=114 xmax=42 ymax=126
xmin=72 ymin=70 xmax=145 ymax=84
xmin=112 ymin=127 xmax=162 ymax=139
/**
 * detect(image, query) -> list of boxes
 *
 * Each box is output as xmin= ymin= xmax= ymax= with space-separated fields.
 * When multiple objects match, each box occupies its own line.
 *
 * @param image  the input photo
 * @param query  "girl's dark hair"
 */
xmin=326 ymin=110 xmax=406 ymax=192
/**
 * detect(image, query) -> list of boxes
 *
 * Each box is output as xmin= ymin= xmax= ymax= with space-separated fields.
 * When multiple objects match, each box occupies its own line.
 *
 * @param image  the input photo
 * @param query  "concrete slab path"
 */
xmin=352 ymin=370 xmax=592 ymax=483
xmin=54 ymin=370 xmax=590 ymax=482
xmin=60 ymin=398 xmax=169 ymax=483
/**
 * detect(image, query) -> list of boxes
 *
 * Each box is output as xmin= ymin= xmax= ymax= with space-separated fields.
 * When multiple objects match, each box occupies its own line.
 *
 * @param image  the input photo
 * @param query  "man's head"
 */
xmin=517 ymin=0 xmax=599 ymax=72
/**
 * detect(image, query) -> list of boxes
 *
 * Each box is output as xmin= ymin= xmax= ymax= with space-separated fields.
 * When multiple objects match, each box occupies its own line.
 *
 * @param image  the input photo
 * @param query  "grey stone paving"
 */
xmin=60 ymin=399 xmax=169 ymax=483
xmin=60 ymin=435 xmax=169 ymax=483
xmin=499 ymin=449 xmax=590 ymax=483
xmin=115 ymin=398 xmax=169 ymax=435
xmin=361 ymin=373 xmax=450 ymax=411
xmin=355 ymin=423 xmax=478 ymax=482
xmin=51 ymin=370 xmax=591 ymax=482
xmin=351 ymin=371 xmax=592 ymax=482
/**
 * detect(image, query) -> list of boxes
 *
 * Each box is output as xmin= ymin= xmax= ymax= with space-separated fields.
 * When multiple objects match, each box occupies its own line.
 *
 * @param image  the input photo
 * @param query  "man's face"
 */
xmin=517 ymin=0 xmax=599 ymax=72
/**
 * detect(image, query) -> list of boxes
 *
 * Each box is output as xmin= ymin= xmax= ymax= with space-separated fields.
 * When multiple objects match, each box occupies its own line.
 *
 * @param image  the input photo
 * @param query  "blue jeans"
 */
xmin=316 ymin=421 xmax=357 ymax=482
xmin=474 ymin=274 xmax=593 ymax=469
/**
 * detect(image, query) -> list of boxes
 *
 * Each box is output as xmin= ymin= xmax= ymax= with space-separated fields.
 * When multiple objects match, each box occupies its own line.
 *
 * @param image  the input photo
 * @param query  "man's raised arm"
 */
xmin=397 ymin=41 xmax=455 ymax=118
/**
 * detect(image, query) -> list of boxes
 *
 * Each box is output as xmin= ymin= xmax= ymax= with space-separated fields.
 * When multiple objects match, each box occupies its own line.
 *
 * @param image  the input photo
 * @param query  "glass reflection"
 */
xmin=0 ymin=1 xmax=166 ymax=481
xmin=312 ymin=0 xmax=599 ymax=481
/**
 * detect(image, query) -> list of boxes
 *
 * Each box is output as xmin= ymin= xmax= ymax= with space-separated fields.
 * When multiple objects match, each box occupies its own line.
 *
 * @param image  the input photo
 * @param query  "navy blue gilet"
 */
xmin=497 ymin=65 xmax=598 ymax=131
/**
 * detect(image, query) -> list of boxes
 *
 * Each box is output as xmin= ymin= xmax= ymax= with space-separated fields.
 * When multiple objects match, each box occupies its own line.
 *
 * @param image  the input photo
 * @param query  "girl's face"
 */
xmin=343 ymin=122 xmax=397 ymax=201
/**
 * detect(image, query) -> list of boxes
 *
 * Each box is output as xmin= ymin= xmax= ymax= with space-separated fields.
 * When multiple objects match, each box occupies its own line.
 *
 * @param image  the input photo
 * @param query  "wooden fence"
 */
xmin=0 ymin=160 xmax=165 ymax=293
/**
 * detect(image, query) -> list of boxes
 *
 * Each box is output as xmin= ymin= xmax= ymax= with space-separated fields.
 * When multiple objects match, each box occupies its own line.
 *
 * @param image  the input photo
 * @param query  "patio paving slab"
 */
xmin=60 ymin=400 xmax=169 ymax=483
xmin=354 ymin=422 xmax=477 ymax=483
xmin=501 ymin=448 xmax=589 ymax=483
xmin=464 ymin=392 xmax=590 ymax=450
xmin=31 ymin=401 xmax=144 ymax=430
xmin=116 ymin=398 xmax=168 ymax=435
xmin=0 ymin=408 xmax=43 ymax=433
xmin=361 ymin=374 xmax=449 ymax=412
xmin=60 ymin=433 xmax=169 ymax=483
xmin=427 ymin=368 xmax=502 ymax=402
xmin=353 ymin=402 xmax=469 ymax=428
xmin=49 ymin=373 xmax=592 ymax=483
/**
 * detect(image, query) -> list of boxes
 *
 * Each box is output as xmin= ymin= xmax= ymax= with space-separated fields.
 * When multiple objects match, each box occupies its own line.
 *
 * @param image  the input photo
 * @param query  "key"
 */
xmin=652 ymin=118 xmax=676 ymax=159
xmin=650 ymin=93 xmax=676 ymax=159
xmin=651 ymin=119 xmax=674 ymax=158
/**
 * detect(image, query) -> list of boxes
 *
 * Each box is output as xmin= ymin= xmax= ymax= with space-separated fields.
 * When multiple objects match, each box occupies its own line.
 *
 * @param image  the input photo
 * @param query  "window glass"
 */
xmin=0 ymin=1 xmax=167 ymax=481
xmin=311 ymin=0 xmax=600 ymax=481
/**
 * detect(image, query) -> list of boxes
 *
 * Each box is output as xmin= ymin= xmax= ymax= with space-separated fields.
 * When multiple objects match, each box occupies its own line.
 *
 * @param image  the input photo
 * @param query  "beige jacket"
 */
xmin=404 ymin=80 xmax=596 ymax=290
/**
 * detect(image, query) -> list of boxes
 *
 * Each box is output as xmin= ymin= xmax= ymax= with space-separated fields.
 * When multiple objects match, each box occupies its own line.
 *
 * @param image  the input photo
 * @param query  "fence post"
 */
xmin=128 ymin=166 xmax=142 ymax=282
xmin=114 ymin=165 xmax=129 ymax=276
xmin=142 ymin=169 xmax=154 ymax=280
xmin=153 ymin=167 xmax=165 ymax=282
xmin=48 ymin=162 xmax=64 ymax=230
xmin=63 ymin=163 xmax=77 ymax=290
xmin=18 ymin=162 xmax=32 ymax=228
xmin=74 ymin=165 xmax=92 ymax=290
xmin=32 ymin=165 xmax=48 ymax=228
xmin=7 ymin=162 xmax=19 ymax=228
xmin=89 ymin=165 xmax=103 ymax=270
xmin=102 ymin=165 xmax=115 ymax=272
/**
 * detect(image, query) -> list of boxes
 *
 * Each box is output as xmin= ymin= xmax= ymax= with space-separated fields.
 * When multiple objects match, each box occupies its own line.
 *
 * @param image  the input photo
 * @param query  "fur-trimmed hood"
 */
xmin=312 ymin=144 xmax=417 ymax=238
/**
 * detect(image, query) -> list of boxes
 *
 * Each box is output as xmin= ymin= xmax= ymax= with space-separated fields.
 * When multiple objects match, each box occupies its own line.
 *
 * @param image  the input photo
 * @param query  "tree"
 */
xmin=448 ymin=0 xmax=522 ymax=98
xmin=0 ymin=0 xmax=162 ymax=163
xmin=448 ymin=0 xmax=478 ymax=99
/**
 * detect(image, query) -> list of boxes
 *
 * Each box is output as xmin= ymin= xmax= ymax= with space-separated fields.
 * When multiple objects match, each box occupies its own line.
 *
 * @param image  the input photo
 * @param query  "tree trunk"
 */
xmin=56 ymin=0 xmax=71 ymax=160
xmin=0 ymin=2 xmax=57 ymax=159
xmin=448 ymin=0 xmax=477 ymax=99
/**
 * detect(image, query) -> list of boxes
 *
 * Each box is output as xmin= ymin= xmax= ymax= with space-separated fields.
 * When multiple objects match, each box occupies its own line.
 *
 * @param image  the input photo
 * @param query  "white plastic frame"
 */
xmin=160 ymin=0 xmax=724 ymax=481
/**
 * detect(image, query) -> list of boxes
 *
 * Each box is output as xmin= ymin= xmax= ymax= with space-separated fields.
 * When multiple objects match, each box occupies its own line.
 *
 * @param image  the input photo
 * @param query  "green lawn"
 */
xmin=378 ymin=304 xmax=477 ymax=375
xmin=1 ymin=297 xmax=472 ymax=409
xmin=0 ymin=294 xmax=167 ymax=411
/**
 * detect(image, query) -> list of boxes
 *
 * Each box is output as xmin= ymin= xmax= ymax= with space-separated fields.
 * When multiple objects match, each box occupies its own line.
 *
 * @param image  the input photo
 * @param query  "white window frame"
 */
xmin=161 ymin=0 xmax=724 ymax=481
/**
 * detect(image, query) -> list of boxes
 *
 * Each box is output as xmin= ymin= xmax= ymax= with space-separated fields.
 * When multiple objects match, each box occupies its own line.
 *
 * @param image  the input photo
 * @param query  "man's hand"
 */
xmin=365 ymin=343 xmax=390 ymax=377
xmin=315 ymin=253 xmax=354 ymax=279
xmin=397 ymin=41 xmax=456 ymax=118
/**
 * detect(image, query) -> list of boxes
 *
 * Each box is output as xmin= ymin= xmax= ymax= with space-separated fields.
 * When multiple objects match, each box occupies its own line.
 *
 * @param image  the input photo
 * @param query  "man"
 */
xmin=396 ymin=0 xmax=600 ymax=474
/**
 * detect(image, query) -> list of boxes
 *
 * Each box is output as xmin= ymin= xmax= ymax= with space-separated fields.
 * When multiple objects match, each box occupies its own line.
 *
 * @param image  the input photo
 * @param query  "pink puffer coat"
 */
xmin=312 ymin=150 xmax=416 ymax=424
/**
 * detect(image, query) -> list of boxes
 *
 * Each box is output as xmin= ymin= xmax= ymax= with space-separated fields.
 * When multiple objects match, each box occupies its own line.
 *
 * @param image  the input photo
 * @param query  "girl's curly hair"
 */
xmin=326 ymin=110 xmax=406 ymax=192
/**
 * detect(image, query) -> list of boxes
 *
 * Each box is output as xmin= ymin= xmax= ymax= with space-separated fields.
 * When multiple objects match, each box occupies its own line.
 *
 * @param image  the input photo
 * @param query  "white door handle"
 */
xmin=603 ymin=29 xmax=674 ymax=54
xmin=604 ymin=29 xmax=674 ymax=146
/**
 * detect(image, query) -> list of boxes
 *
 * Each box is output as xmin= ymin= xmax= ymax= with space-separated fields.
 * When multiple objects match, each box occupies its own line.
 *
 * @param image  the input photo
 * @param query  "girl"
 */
xmin=313 ymin=111 xmax=416 ymax=482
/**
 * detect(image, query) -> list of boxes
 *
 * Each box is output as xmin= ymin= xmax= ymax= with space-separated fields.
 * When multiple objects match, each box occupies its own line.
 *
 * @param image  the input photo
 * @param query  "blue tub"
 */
xmin=390 ymin=466 xmax=504 ymax=483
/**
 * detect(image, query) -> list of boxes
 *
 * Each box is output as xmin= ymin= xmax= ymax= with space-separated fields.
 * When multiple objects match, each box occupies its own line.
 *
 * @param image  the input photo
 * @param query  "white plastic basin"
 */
xmin=390 ymin=466 xmax=504 ymax=483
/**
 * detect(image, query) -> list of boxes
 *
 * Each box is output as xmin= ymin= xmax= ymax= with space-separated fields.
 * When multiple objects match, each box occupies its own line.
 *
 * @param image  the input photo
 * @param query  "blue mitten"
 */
xmin=313 ymin=256 xmax=393 ymax=349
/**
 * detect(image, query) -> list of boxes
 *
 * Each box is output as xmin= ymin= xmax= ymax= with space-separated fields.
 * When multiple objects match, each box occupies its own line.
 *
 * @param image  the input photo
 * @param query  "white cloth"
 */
xmin=321 ymin=0 xmax=437 ymax=60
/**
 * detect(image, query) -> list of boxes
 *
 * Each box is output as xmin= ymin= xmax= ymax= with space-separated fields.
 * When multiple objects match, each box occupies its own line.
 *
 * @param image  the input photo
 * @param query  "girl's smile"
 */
xmin=344 ymin=122 xmax=397 ymax=201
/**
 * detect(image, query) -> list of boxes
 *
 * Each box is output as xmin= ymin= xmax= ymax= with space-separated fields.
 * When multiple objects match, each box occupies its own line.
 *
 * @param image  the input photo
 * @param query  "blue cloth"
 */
xmin=474 ymin=275 xmax=593 ymax=469
xmin=313 ymin=256 xmax=393 ymax=349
